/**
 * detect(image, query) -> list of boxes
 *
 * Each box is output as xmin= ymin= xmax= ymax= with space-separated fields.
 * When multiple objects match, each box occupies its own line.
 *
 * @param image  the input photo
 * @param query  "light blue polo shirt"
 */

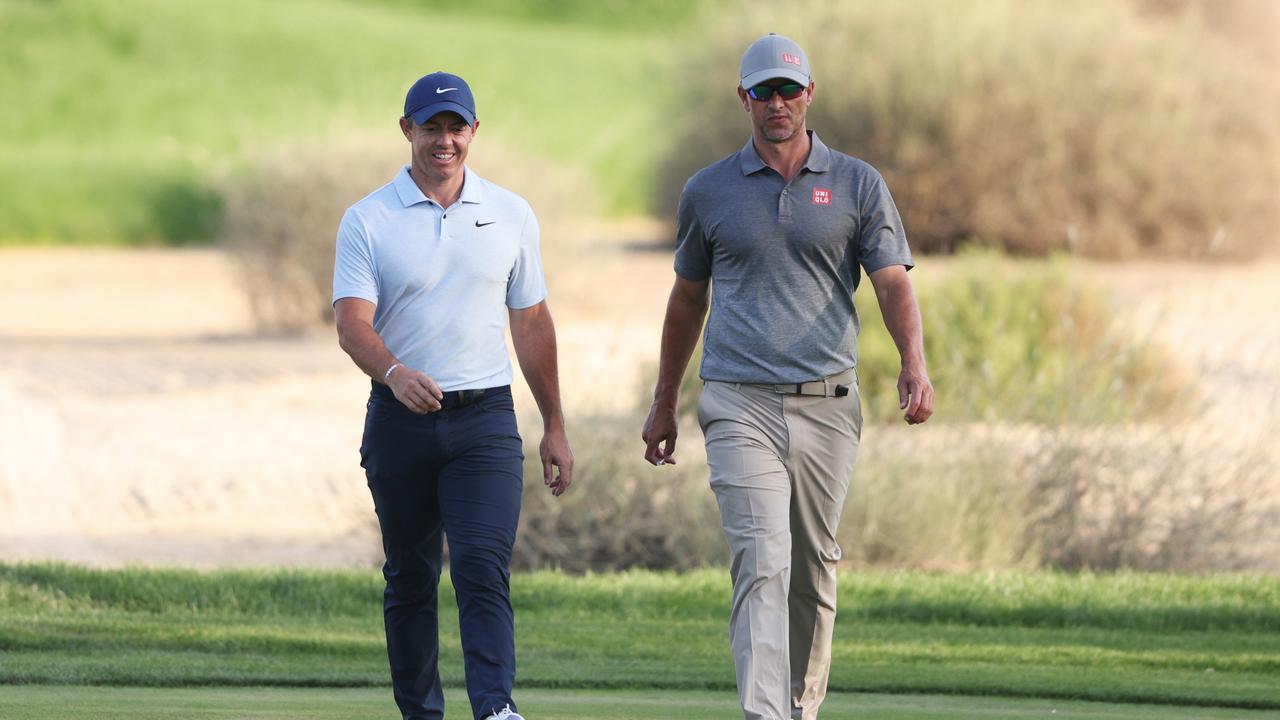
xmin=333 ymin=165 xmax=547 ymax=391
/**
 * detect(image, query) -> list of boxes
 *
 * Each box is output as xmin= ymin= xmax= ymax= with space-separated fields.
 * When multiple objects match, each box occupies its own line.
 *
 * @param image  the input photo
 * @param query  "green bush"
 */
xmin=663 ymin=250 xmax=1185 ymax=426
xmin=655 ymin=0 xmax=1280 ymax=258
xmin=858 ymin=250 xmax=1185 ymax=424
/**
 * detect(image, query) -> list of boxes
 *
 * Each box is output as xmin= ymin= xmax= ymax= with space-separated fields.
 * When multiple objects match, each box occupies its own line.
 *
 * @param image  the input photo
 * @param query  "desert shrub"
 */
xmin=513 ymin=413 xmax=724 ymax=572
xmin=655 ymin=0 xmax=1280 ymax=258
xmin=840 ymin=427 xmax=1034 ymax=570
xmin=513 ymin=407 xmax=1278 ymax=573
xmin=836 ymin=421 xmax=1280 ymax=572
xmin=220 ymin=134 xmax=595 ymax=332
xmin=219 ymin=136 xmax=401 ymax=332
xmin=1021 ymin=425 xmax=1280 ymax=572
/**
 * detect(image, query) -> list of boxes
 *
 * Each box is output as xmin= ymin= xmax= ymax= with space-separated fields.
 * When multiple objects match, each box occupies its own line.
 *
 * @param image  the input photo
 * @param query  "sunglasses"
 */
xmin=746 ymin=82 xmax=806 ymax=101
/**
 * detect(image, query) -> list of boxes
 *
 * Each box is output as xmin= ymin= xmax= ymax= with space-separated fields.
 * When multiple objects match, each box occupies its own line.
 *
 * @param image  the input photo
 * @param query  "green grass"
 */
xmin=2 ymin=565 xmax=1277 ymax=711
xmin=0 ymin=0 xmax=703 ymax=244
xmin=3 ymin=686 xmax=1277 ymax=720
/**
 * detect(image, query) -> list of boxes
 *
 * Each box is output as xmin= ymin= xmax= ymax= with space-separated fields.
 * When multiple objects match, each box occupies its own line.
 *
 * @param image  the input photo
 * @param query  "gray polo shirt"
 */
xmin=675 ymin=131 xmax=912 ymax=384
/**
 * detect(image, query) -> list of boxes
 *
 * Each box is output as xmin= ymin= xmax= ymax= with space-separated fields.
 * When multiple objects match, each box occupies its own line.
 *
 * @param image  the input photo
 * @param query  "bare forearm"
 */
xmin=653 ymin=282 xmax=709 ymax=409
xmin=337 ymin=316 xmax=398 ymax=382
xmin=511 ymin=304 xmax=565 ymax=430
xmin=876 ymin=280 xmax=927 ymax=371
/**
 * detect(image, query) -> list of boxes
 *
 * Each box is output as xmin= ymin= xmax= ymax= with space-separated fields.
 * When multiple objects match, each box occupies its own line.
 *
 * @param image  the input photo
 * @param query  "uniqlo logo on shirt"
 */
xmin=783 ymin=53 xmax=801 ymax=66
xmin=812 ymin=188 xmax=831 ymax=205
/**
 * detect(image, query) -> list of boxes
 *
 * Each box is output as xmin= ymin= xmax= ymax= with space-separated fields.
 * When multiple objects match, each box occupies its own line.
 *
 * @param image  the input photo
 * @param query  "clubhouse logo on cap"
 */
xmin=783 ymin=53 xmax=801 ymax=66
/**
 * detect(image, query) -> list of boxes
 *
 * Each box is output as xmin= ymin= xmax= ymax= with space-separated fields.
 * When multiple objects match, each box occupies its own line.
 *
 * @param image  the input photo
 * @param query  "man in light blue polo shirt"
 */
xmin=643 ymin=35 xmax=935 ymax=720
xmin=334 ymin=71 xmax=571 ymax=720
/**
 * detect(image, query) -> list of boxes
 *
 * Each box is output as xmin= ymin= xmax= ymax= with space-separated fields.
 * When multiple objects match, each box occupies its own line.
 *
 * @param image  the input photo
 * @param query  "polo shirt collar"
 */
xmin=805 ymin=132 xmax=832 ymax=172
xmin=392 ymin=165 xmax=484 ymax=207
xmin=738 ymin=130 xmax=832 ymax=175
xmin=457 ymin=166 xmax=484 ymax=205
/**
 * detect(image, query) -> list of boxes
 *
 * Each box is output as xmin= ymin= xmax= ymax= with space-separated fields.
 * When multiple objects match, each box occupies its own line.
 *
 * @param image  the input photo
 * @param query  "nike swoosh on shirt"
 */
xmin=475 ymin=220 xmax=496 ymax=227
xmin=435 ymin=87 xmax=457 ymax=94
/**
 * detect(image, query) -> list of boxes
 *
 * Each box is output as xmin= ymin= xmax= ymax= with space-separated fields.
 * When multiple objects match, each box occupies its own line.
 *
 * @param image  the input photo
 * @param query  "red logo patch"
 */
xmin=812 ymin=188 xmax=831 ymax=205
xmin=783 ymin=52 xmax=801 ymax=66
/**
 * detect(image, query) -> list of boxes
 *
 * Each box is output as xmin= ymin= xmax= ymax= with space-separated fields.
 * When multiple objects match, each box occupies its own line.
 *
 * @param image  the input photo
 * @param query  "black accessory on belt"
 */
xmin=438 ymin=385 xmax=508 ymax=410
xmin=771 ymin=379 xmax=850 ymax=398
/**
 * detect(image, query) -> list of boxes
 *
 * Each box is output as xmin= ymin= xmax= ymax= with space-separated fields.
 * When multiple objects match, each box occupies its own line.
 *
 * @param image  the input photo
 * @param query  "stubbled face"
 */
xmin=737 ymin=79 xmax=813 ymax=144
xmin=399 ymin=111 xmax=477 ymax=185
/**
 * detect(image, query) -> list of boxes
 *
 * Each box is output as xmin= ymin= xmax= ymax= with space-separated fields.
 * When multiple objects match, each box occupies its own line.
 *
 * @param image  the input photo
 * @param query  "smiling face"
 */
xmin=737 ymin=79 xmax=813 ymax=145
xmin=399 ymin=111 xmax=478 ymax=188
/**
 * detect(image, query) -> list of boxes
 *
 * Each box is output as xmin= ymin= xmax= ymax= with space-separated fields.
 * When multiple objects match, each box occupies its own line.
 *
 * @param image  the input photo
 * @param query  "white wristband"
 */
xmin=383 ymin=363 xmax=401 ymax=382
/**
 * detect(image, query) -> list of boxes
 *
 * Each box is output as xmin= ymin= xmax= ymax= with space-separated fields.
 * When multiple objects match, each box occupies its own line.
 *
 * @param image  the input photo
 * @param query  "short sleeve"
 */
xmin=333 ymin=208 xmax=379 ymax=306
xmin=506 ymin=204 xmax=548 ymax=309
xmin=673 ymin=181 xmax=711 ymax=280
xmin=858 ymin=174 xmax=914 ymax=274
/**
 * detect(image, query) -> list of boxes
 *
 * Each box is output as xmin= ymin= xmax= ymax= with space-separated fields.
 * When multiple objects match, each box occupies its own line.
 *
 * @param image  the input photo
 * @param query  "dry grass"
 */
xmin=656 ymin=0 xmax=1280 ymax=259
xmin=837 ymin=420 xmax=1280 ymax=573
xmin=2 ymin=243 xmax=1277 ymax=571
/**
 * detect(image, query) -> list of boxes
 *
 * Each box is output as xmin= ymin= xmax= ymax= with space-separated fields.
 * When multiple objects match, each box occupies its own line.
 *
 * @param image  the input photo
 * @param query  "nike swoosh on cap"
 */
xmin=435 ymin=87 xmax=457 ymax=94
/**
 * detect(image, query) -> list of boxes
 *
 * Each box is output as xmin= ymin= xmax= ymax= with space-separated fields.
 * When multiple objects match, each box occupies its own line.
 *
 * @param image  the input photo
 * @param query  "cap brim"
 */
xmin=407 ymin=101 xmax=476 ymax=126
xmin=741 ymin=68 xmax=810 ymax=89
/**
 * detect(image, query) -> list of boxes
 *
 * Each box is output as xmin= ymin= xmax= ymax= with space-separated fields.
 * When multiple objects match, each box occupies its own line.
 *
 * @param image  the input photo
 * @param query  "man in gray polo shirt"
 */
xmin=335 ymin=71 xmax=570 ymax=720
xmin=642 ymin=34 xmax=934 ymax=720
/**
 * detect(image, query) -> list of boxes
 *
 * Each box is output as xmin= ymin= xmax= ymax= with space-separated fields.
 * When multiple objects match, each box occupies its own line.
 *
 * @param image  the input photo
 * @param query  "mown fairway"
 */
xmin=3 ymin=686 xmax=1278 ymax=720
xmin=1 ymin=565 xmax=1277 ymax=717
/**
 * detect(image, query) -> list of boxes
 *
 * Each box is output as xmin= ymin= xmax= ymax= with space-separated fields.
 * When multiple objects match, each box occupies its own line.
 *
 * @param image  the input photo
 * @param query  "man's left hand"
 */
xmin=898 ymin=366 xmax=934 ymax=425
xmin=540 ymin=426 xmax=574 ymax=496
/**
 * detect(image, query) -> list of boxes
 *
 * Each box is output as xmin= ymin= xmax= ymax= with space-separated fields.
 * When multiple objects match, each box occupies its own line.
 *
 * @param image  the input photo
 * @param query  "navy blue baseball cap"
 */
xmin=403 ymin=71 xmax=476 ymax=127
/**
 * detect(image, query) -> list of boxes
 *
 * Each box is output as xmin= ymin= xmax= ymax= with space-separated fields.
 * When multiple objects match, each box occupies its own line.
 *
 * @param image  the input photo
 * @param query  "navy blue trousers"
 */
xmin=361 ymin=381 xmax=524 ymax=720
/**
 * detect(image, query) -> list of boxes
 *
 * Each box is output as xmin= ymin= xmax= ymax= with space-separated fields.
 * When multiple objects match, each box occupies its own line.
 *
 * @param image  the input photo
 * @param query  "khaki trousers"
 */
xmin=697 ymin=370 xmax=862 ymax=720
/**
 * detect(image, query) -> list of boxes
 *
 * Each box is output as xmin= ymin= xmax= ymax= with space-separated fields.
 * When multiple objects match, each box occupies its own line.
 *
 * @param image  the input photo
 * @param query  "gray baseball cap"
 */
xmin=740 ymin=33 xmax=811 ymax=89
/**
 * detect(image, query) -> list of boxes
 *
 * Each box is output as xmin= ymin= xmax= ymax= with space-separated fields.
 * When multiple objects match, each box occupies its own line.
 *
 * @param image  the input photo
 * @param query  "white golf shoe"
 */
xmin=484 ymin=705 xmax=524 ymax=720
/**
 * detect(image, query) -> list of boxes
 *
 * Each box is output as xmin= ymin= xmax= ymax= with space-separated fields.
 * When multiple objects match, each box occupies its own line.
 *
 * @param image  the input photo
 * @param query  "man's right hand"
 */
xmin=387 ymin=365 xmax=444 ymax=414
xmin=642 ymin=401 xmax=679 ymax=466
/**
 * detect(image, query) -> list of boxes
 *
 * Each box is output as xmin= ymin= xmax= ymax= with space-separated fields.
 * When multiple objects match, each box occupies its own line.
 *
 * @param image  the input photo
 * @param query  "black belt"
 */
xmin=438 ymin=385 xmax=507 ymax=410
xmin=371 ymin=381 xmax=508 ymax=410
